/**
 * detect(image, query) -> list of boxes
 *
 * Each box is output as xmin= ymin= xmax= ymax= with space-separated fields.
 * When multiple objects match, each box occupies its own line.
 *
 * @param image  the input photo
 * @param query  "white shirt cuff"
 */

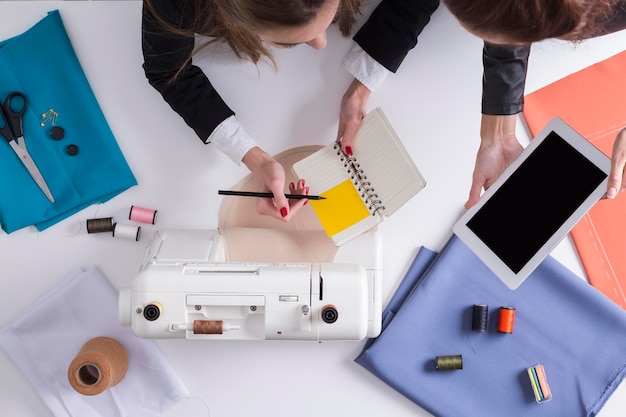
xmin=342 ymin=43 xmax=391 ymax=92
xmin=209 ymin=116 xmax=258 ymax=165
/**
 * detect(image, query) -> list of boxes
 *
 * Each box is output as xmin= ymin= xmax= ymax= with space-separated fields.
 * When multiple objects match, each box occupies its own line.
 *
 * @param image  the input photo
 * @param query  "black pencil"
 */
xmin=218 ymin=190 xmax=326 ymax=200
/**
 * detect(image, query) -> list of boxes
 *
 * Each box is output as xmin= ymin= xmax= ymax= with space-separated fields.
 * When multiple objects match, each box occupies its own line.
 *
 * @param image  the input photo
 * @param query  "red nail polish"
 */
xmin=280 ymin=207 xmax=288 ymax=217
xmin=346 ymin=146 xmax=353 ymax=156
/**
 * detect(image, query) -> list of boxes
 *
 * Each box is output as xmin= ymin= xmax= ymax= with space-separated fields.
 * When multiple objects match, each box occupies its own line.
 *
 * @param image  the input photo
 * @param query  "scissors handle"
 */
xmin=3 ymin=92 xmax=28 ymax=139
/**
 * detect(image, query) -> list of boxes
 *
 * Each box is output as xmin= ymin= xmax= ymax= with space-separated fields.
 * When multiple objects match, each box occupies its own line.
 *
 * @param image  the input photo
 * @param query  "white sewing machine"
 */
xmin=119 ymin=229 xmax=382 ymax=341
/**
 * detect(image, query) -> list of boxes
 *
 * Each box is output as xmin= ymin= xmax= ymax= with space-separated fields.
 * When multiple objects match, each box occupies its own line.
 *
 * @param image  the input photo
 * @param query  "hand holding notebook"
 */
xmin=292 ymin=108 xmax=426 ymax=245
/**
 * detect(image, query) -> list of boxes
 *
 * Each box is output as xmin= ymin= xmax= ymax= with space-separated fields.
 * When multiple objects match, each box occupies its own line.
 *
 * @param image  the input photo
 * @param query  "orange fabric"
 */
xmin=524 ymin=50 xmax=626 ymax=309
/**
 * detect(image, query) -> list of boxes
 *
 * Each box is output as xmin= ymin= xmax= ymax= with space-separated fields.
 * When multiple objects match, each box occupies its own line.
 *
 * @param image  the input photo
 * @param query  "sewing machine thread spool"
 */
xmin=471 ymin=304 xmax=488 ymax=332
xmin=113 ymin=223 xmax=141 ymax=241
xmin=129 ymin=205 xmax=158 ymax=224
xmin=67 ymin=337 xmax=128 ymax=396
xmin=193 ymin=320 xmax=224 ymax=334
xmin=498 ymin=306 xmax=516 ymax=334
xmin=435 ymin=355 xmax=463 ymax=371
xmin=86 ymin=217 xmax=114 ymax=234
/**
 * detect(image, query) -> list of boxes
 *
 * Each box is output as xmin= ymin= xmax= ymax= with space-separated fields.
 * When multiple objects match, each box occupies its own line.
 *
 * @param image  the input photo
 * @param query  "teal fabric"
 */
xmin=0 ymin=10 xmax=136 ymax=233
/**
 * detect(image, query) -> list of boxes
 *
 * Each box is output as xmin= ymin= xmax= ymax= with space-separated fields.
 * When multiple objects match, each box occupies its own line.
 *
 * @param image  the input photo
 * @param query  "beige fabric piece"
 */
xmin=218 ymin=146 xmax=339 ymax=262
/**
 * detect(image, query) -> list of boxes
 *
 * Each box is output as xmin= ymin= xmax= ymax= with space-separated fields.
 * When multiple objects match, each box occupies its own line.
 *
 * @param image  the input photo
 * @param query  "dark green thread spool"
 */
xmin=436 ymin=355 xmax=463 ymax=371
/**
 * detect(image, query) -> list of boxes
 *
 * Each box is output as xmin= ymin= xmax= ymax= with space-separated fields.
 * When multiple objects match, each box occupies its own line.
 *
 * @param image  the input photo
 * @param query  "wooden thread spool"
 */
xmin=67 ymin=337 xmax=128 ymax=396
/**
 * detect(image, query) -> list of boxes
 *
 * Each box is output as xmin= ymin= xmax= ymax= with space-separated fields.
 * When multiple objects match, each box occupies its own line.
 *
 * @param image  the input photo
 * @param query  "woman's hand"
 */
xmin=337 ymin=78 xmax=371 ymax=155
xmin=465 ymin=114 xmax=523 ymax=208
xmin=242 ymin=146 xmax=308 ymax=221
xmin=606 ymin=128 xmax=626 ymax=198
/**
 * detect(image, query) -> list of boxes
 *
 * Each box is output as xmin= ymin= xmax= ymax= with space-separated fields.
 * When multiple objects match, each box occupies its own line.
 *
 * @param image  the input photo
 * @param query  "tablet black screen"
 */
xmin=466 ymin=132 xmax=607 ymax=273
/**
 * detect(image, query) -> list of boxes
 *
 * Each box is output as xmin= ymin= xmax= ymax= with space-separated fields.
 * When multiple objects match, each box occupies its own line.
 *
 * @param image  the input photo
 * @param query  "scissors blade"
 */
xmin=9 ymin=140 xmax=55 ymax=203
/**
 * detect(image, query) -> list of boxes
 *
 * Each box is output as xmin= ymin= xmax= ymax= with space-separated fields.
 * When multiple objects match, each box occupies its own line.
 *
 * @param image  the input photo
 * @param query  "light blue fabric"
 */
xmin=356 ymin=235 xmax=626 ymax=417
xmin=0 ymin=10 xmax=136 ymax=233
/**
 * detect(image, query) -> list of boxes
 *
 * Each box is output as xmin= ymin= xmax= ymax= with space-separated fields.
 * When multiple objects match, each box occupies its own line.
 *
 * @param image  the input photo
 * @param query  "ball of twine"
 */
xmin=67 ymin=336 xmax=128 ymax=396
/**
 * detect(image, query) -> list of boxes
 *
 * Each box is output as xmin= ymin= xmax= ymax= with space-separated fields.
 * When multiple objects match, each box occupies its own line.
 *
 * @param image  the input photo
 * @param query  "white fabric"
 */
xmin=210 ymin=115 xmax=258 ymax=164
xmin=341 ymin=43 xmax=391 ymax=92
xmin=0 ymin=266 xmax=189 ymax=417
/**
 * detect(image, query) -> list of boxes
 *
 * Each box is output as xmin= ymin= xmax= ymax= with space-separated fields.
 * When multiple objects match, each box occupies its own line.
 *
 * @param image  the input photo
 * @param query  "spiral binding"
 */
xmin=333 ymin=143 xmax=385 ymax=215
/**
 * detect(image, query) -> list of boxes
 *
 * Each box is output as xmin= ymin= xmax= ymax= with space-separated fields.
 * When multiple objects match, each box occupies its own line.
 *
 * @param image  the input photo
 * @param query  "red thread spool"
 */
xmin=498 ymin=306 xmax=516 ymax=333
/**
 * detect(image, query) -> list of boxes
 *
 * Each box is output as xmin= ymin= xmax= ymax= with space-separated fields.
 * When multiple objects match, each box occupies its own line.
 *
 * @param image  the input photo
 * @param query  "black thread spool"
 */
xmin=471 ymin=304 xmax=489 ymax=332
xmin=86 ymin=217 xmax=115 ymax=234
xmin=436 ymin=355 xmax=463 ymax=371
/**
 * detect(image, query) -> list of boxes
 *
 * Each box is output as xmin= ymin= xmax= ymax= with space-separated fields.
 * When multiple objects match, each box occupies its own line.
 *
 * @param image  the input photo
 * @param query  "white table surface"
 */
xmin=1 ymin=1 xmax=626 ymax=416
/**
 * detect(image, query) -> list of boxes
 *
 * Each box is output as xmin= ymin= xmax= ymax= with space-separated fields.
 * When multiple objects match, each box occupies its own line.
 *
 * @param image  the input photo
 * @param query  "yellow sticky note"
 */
xmin=310 ymin=179 xmax=370 ymax=236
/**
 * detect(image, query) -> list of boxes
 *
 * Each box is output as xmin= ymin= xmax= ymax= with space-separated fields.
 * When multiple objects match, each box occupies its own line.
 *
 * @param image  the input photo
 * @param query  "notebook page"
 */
xmin=293 ymin=143 xmax=377 ymax=243
xmin=353 ymin=109 xmax=426 ymax=215
xmin=309 ymin=178 xmax=371 ymax=236
xmin=291 ymin=144 xmax=348 ymax=191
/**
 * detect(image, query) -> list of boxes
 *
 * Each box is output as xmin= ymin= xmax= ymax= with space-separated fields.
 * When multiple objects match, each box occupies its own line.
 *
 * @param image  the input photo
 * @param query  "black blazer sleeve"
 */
xmin=481 ymin=4 xmax=626 ymax=115
xmin=481 ymin=42 xmax=531 ymax=115
xmin=142 ymin=0 xmax=234 ymax=143
xmin=353 ymin=0 xmax=440 ymax=73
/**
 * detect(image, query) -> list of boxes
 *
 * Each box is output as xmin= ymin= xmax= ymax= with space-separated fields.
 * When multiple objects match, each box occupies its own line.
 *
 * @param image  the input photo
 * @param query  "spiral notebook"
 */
xmin=292 ymin=108 xmax=426 ymax=245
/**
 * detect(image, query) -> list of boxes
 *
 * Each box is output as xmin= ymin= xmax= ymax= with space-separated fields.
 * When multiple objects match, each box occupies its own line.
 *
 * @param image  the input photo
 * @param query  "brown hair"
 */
xmin=443 ymin=0 xmax=616 ymax=42
xmin=146 ymin=0 xmax=362 ymax=66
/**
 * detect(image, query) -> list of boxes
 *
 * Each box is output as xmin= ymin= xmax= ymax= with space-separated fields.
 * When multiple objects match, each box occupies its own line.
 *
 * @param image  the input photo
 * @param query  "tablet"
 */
xmin=453 ymin=117 xmax=610 ymax=289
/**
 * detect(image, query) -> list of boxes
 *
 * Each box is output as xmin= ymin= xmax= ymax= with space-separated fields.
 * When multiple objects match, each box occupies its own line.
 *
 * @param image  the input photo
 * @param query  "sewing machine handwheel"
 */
xmin=321 ymin=305 xmax=338 ymax=324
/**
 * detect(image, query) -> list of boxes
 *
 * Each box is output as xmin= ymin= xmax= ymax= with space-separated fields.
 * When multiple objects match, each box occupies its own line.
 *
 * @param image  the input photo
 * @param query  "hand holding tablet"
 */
xmin=453 ymin=117 xmax=610 ymax=289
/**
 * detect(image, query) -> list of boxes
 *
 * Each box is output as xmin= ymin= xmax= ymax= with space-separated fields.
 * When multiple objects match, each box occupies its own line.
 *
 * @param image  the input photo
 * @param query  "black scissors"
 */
xmin=0 ymin=92 xmax=54 ymax=203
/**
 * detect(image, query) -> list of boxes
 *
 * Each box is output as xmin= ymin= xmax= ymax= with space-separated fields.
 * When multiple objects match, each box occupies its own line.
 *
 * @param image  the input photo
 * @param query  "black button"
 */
xmin=66 ymin=144 xmax=79 ymax=156
xmin=50 ymin=126 xmax=65 ymax=140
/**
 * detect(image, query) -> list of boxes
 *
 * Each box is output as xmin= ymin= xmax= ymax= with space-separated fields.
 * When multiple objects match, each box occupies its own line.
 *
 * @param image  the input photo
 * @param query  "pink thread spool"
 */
xmin=128 ymin=205 xmax=158 ymax=224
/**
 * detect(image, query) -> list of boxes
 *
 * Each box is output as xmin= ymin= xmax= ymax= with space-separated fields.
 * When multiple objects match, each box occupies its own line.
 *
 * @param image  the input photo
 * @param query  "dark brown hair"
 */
xmin=443 ymin=0 xmax=616 ymax=43
xmin=146 ymin=0 xmax=362 ymax=65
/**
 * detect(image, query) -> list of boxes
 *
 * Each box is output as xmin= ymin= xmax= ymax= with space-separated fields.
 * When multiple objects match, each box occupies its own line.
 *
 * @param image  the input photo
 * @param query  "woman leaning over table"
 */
xmin=338 ymin=0 xmax=626 ymax=207
xmin=142 ymin=0 xmax=362 ymax=221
